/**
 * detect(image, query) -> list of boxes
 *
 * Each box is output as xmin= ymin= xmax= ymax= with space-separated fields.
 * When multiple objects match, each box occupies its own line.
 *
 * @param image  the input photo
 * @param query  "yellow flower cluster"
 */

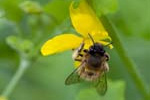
xmin=41 ymin=0 xmax=112 ymax=56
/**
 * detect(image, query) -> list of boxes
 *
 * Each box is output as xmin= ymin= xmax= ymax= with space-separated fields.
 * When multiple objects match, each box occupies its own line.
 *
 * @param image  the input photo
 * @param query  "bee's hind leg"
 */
xmin=74 ymin=58 xmax=82 ymax=62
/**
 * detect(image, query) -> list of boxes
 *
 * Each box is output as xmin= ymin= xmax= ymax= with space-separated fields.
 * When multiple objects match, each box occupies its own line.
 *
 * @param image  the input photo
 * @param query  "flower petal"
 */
xmin=41 ymin=34 xmax=82 ymax=56
xmin=98 ymin=40 xmax=113 ymax=49
xmin=70 ymin=0 xmax=110 ymax=41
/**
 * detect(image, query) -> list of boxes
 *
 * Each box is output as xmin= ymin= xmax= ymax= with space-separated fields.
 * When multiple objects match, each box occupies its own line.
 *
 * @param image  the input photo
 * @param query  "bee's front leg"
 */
xmin=72 ymin=42 xmax=85 ymax=60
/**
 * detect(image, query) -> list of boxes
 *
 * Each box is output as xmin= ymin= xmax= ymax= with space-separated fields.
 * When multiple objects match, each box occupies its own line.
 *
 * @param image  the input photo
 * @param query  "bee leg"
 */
xmin=75 ymin=59 xmax=82 ymax=62
xmin=104 ymin=52 xmax=110 ymax=61
xmin=79 ymin=42 xmax=85 ymax=52
xmin=104 ymin=63 xmax=109 ymax=72
xmin=79 ymin=54 xmax=83 ymax=57
xmin=72 ymin=42 xmax=85 ymax=60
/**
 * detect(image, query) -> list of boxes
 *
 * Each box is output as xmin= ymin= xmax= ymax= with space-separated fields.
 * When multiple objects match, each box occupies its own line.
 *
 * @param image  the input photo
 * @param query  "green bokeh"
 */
xmin=0 ymin=0 xmax=149 ymax=100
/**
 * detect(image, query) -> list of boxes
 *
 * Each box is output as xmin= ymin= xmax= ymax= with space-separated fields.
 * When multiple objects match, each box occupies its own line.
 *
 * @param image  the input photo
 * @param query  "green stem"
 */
xmin=101 ymin=15 xmax=149 ymax=99
xmin=1 ymin=56 xmax=30 ymax=97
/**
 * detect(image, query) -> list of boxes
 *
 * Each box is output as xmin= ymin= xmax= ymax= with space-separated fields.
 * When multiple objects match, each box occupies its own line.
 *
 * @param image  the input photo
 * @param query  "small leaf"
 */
xmin=20 ymin=1 xmax=43 ymax=14
xmin=6 ymin=36 xmax=33 ymax=54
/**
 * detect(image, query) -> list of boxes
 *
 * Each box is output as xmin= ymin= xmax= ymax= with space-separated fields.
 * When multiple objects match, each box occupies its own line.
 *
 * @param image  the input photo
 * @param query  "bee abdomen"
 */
xmin=78 ymin=68 xmax=100 ymax=81
xmin=88 ymin=72 xmax=94 ymax=76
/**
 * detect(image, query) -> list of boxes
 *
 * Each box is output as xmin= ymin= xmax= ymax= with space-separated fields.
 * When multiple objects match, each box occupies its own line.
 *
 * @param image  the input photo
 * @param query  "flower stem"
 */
xmin=1 ymin=56 xmax=30 ymax=97
xmin=101 ymin=15 xmax=149 ymax=99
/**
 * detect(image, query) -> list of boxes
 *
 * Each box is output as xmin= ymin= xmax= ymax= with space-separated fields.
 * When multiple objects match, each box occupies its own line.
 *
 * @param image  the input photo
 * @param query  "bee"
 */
xmin=65 ymin=34 xmax=110 ymax=95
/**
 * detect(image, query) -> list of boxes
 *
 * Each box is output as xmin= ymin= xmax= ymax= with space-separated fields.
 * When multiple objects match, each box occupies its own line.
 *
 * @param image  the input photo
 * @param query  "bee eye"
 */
xmin=90 ymin=48 xmax=94 ymax=51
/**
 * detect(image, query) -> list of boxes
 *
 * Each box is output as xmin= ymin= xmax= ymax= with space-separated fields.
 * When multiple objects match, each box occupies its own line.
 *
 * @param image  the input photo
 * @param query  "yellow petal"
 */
xmin=70 ymin=0 xmax=110 ymax=41
xmin=98 ymin=40 xmax=113 ymax=49
xmin=83 ymin=39 xmax=113 ymax=49
xmin=41 ymin=34 xmax=82 ymax=56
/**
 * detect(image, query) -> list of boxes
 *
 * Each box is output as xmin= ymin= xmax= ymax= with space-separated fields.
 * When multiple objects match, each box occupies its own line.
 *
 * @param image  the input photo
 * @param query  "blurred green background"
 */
xmin=0 ymin=0 xmax=150 ymax=100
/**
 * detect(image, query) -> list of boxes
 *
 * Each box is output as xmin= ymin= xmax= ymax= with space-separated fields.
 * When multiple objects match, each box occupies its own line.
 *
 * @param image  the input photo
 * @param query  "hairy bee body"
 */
xmin=76 ymin=47 xmax=109 ymax=81
xmin=65 ymin=35 xmax=111 ymax=95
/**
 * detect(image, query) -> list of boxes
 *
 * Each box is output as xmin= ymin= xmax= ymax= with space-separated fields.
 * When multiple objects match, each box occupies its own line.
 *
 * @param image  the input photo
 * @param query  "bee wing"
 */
xmin=65 ymin=68 xmax=82 ymax=85
xmin=95 ymin=71 xmax=107 ymax=95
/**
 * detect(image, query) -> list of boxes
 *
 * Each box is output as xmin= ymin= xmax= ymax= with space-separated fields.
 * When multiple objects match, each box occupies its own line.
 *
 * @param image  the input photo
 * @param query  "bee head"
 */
xmin=89 ymin=43 xmax=105 ymax=56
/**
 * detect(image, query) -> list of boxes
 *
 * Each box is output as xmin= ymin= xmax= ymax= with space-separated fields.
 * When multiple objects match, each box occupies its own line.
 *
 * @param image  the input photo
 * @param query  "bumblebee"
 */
xmin=65 ymin=34 xmax=110 ymax=95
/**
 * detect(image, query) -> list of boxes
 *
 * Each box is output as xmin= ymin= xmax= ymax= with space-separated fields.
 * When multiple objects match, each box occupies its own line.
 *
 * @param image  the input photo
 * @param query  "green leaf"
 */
xmin=0 ymin=19 xmax=18 ymax=40
xmin=44 ymin=0 xmax=70 ymax=23
xmin=6 ymin=36 xmax=34 ymax=54
xmin=20 ymin=1 xmax=43 ymax=14
xmin=0 ymin=0 xmax=23 ymax=22
xmin=76 ymin=80 xmax=125 ymax=100
xmin=90 ymin=0 xmax=118 ymax=16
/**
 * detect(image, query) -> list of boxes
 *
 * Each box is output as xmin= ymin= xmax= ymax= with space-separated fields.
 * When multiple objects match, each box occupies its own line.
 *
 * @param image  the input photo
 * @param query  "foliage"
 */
xmin=0 ymin=0 xmax=150 ymax=100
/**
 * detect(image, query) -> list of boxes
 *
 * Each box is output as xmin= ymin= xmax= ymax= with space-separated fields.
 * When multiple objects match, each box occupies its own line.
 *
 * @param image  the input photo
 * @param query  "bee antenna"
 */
xmin=88 ymin=33 xmax=95 ymax=44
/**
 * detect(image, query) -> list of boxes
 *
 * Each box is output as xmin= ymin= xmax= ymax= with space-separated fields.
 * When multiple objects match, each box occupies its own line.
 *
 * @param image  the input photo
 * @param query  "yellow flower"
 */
xmin=41 ymin=0 xmax=112 ymax=56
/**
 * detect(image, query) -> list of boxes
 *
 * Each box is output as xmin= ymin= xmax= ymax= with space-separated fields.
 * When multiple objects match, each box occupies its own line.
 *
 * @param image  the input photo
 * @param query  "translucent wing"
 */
xmin=65 ymin=68 xmax=82 ymax=85
xmin=95 ymin=71 xmax=107 ymax=95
